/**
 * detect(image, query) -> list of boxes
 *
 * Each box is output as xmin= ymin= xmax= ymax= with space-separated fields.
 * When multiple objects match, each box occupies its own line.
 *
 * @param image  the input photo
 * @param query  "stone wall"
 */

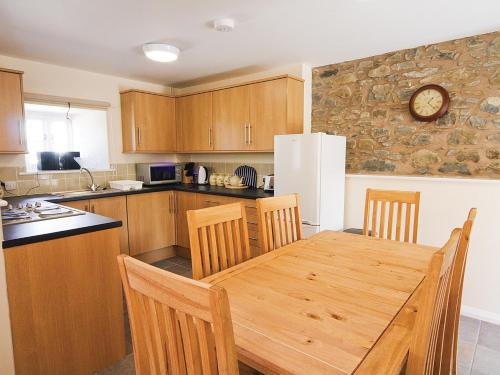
xmin=312 ymin=31 xmax=500 ymax=178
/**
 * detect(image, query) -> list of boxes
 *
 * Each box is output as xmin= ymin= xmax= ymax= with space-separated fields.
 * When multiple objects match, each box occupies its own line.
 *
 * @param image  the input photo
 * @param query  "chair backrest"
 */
xmin=117 ymin=255 xmax=239 ymax=375
xmin=256 ymin=194 xmax=303 ymax=253
xmin=187 ymin=202 xmax=251 ymax=280
xmin=406 ymin=228 xmax=462 ymax=375
xmin=363 ymin=188 xmax=420 ymax=243
xmin=434 ymin=208 xmax=477 ymax=375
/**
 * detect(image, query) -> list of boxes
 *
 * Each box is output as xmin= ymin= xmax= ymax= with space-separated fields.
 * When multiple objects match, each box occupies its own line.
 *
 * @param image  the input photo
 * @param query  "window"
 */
xmin=24 ymin=103 xmax=110 ymax=172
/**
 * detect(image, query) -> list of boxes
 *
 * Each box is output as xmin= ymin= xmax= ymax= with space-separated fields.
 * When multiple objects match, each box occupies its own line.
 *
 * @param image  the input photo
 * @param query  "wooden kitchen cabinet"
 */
xmin=0 ymin=68 xmax=26 ymax=153
xmin=174 ymin=191 xmax=198 ymax=249
xmin=127 ymin=191 xmax=176 ymax=256
xmin=176 ymin=92 xmax=213 ymax=152
xmin=120 ymin=90 xmax=176 ymax=153
xmin=250 ymin=77 xmax=304 ymax=150
xmin=61 ymin=196 xmax=129 ymax=254
xmin=212 ymin=85 xmax=250 ymax=151
xmin=5 ymin=228 xmax=125 ymax=375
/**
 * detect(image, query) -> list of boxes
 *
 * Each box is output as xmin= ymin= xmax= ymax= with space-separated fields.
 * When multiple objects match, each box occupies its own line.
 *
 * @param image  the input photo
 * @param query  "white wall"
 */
xmin=345 ymin=174 xmax=500 ymax=324
xmin=0 ymin=54 xmax=178 ymax=168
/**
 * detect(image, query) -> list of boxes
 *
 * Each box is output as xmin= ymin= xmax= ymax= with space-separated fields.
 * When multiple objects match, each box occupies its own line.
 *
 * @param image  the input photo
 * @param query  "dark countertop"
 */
xmin=46 ymin=183 xmax=274 ymax=203
xmin=2 ymin=184 xmax=273 ymax=249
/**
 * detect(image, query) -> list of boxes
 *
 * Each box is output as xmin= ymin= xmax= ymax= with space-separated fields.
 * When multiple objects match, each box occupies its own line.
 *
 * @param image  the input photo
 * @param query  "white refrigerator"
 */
xmin=274 ymin=133 xmax=346 ymax=237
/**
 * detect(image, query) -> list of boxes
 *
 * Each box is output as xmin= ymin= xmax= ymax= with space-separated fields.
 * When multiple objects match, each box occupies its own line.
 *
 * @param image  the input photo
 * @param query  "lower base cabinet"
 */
xmin=127 ymin=191 xmax=176 ymax=256
xmin=5 ymin=228 xmax=125 ymax=375
xmin=62 ymin=196 xmax=129 ymax=254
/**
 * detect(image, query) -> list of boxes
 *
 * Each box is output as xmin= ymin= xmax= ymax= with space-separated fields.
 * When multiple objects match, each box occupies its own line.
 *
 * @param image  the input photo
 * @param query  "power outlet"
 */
xmin=4 ymin=181 xmax=17 ymax=191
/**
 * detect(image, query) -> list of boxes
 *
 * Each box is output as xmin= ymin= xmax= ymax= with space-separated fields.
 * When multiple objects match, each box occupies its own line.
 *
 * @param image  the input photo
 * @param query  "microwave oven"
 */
xmin=136 ymin=163 xmax=182 ymax=185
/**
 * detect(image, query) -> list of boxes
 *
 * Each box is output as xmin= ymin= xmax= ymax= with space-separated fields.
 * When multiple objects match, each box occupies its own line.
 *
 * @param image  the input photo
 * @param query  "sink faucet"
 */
xmin=80 ymin=168 xmax=100 ymax=192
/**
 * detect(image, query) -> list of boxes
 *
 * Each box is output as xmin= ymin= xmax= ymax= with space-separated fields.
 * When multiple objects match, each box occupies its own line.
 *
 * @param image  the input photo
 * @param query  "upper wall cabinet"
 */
xmin=212 ymin=76 xmax=303 ymax=151
xmin=176 ymin=92 xmax=213 ymax=152
xmin=212 ymin=85 xmax=251 ymax=151
xmin=0 ymin=69 xmax=26 ymax=154
xmin=120 ymin=90 xmax=176 ymax=153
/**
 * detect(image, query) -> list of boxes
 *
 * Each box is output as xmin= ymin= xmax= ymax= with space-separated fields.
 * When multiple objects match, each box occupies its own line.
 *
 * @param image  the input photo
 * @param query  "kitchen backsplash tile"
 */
xmin=0 ymin=164 xmax=137 ymax=196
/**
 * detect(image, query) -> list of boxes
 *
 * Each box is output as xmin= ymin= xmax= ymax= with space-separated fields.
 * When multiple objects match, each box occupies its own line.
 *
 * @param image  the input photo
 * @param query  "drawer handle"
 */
xmin=248 ymin=237 xmax=258 ymax=241
xmin=204 ymin=200 xmax=220 ymax=204
xmin=245 ymin=205 xmax=256 ymax=209
xmin=247 ymin=221 xmax=257 ymax=225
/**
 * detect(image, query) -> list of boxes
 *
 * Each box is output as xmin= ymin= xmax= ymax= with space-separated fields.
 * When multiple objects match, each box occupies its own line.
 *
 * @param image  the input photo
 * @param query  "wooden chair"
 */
xmin=187 ymin=202 xmax=252 ymax=280
xmin=406 ymin=228 xmax=462 ymax=374
xmin=363 ymin=188 xmax=420 ymax=243
xmin=434 ymin=208 xmax=477 ymax=375
xmin=256 ymin=194 xmax=303 ymax=253
xmin=117 ymin=255 xmax=239 ymax=375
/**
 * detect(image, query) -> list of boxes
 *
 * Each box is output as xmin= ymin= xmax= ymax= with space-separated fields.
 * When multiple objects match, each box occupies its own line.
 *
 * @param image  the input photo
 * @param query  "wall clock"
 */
xmin=409 ymin=84 xmax=450 ymax=122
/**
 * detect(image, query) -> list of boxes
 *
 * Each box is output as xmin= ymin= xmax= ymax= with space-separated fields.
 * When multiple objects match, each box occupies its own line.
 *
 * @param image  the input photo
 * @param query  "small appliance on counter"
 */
xmin=263 ymin=175 xmax=274 ymax=192
xmin=37 ymin=151 xmax=81 ymax=171
xmin=197 ymin=165 xmax=208 ymax=185
xmin=136 ymin=163 xmax=182 ymax=185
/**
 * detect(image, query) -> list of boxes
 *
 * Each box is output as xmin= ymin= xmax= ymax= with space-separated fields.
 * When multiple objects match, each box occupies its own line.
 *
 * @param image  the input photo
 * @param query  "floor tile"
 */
xmin=478 ymin=321 xmax=500 ymax=352
xmin=471 ymin=345 xmax=500 ymax=375
xmin=152 ymin=258 xmax=177 ymax=271
xmin=98 ymin=353 xmax=135 ymax=375
xmin=458 ymin=341 xmax=477 ymax=374
xmin=459 ymin=315 xmax=481 ymax=344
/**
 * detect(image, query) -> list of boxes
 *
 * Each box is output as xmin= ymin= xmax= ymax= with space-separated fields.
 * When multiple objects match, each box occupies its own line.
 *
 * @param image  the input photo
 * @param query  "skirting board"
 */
xmin=461 ymin=305 xmax=500 ymax=326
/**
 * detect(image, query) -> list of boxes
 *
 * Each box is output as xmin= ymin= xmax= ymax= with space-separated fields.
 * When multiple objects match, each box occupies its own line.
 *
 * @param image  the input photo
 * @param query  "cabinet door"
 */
xmin=0 ymin=71 xmax=25 ymax=153
xmin=176 ymin=93 xmax=213 ymax=152
xmin=250 ymin=79 xmax=287 ymax=151
xmin=175 ymin=191 xmax=198 ymax=249
xmin=127 ymin=191 xmax=175 ymax=256
xmin=91 ymin=196 xmax=129 ymax=254
xmin=135 ymin=93 xmax=176 ymax=152
xmin=61 ymin=199 xmax=90 ymax=211
xmin=212 ymin=86 xmax=250 ymax=151
xmin=121 ymin=92 xmax=176 ymax=153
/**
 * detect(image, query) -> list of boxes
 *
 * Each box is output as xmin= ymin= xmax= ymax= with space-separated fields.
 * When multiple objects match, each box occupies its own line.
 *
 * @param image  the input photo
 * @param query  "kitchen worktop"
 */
xmin=2 ymin=184 xmax=273 ymax=249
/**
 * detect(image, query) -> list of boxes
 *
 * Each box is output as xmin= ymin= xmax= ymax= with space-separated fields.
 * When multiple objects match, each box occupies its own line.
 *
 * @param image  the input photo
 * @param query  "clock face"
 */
xmin=409 ymin=84 xmax=449 ymax=122
xmin=413 ymin=89 xmax=443 ymax=116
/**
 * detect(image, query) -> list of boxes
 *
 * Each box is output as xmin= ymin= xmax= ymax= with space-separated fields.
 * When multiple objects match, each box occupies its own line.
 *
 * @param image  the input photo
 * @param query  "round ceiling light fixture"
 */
xmin=213 ymin=18 xmax=235 ymax=32
xmin=142 ymin=43 xmax=180 ymax=62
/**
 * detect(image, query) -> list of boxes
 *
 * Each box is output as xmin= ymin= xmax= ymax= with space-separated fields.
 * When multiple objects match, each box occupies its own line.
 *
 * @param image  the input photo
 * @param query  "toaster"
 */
xmin=263 ymin=175 xmax=274 ymax=192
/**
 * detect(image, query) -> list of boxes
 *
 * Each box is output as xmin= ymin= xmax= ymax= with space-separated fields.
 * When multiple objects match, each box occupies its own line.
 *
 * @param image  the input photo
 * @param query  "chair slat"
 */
xmin=363 ymin=189 xmax=420 ymax=243
xmin=117 ymin=255 xmax=239 ymax=375
xmin=187 ymin=203 xmax=252 ymax=279
xmin=256 ymin=194 xmax=303 ymax=254
xmin=406 ymin=228 xmax=462 ymax=374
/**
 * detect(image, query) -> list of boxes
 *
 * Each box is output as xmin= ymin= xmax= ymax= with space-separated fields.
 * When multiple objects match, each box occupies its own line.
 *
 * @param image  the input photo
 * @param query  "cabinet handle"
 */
xmin=18 ymin=120 xmax=23 ymax=145
xmin=248 ymin=123 xmax=252 ymax=145
xmin=204 ymin=200 xmax=220 ymax=205
xmin=208 ymin=128 xmax=212 ymax=147
xmin=175 ymin=195 xmax=178 ymax=213
xmin=91 ymin=205 xmax=95 ymax=213
xmin=244 ymin=124 xmax=248 ymax=144
xmin=137 ymin=127 xmax=141 ymax=145
xmin=169 ymin=195 xmax=172 ymax=214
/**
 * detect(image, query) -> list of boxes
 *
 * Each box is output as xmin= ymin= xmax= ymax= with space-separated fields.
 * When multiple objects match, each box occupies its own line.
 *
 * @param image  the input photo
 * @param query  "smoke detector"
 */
xmin=213 ymin=18 xmax=235 ymax=32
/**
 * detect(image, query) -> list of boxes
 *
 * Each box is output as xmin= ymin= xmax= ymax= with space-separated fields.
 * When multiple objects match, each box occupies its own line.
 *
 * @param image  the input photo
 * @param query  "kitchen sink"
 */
xmin=51 ymin=189 xmax=115 ymax=198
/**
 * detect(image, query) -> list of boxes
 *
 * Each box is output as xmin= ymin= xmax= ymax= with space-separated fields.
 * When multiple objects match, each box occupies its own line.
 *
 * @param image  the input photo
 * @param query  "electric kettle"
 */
xmin=197 ymin=166 xmax=208 ymax=185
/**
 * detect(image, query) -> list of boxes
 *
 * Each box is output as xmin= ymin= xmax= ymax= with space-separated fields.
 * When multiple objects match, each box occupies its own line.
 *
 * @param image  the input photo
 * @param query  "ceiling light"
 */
xmin=142 ymin=43 xmax=180 ymax=62
xmin=214 ymin=18 xmax=235 ymax=32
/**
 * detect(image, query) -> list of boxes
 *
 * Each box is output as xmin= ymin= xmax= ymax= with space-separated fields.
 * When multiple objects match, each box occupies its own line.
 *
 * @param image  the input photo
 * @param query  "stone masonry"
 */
xmin=312 ymin=31 xmax=500 ymax=178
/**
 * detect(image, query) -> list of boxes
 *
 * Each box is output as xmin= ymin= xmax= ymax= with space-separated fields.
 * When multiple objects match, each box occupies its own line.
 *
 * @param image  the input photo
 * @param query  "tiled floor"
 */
xmin=99 ymin=257 xmax=500 ymax=375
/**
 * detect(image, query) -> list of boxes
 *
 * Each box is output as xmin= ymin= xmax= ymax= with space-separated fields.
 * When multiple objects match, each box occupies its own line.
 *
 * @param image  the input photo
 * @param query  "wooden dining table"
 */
xmin=202 ymin=231 xmax=439 ymax=375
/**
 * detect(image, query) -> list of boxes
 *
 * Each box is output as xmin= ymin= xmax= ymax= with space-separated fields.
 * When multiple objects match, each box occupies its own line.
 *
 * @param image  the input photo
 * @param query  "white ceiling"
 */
xmin=0 ymin=0 xmax=498 ymax=86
